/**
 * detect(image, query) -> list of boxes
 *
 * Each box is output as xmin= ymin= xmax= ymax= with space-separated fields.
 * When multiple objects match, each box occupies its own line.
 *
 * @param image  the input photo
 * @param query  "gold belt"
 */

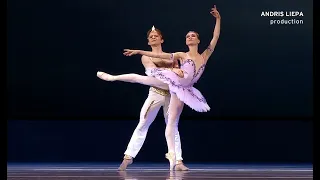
xmin=150 ymin=87 xmax=169 ymax=96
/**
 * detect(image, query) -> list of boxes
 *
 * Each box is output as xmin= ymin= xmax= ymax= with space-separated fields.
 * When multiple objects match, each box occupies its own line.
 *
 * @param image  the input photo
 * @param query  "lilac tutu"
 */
xmin=146 ymin=59 xmax=210 ymax=112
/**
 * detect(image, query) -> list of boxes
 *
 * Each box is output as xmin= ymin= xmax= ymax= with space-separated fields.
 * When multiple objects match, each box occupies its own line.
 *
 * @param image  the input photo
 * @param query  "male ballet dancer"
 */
xmin=118 ymin=26 xmax=189 ymax=171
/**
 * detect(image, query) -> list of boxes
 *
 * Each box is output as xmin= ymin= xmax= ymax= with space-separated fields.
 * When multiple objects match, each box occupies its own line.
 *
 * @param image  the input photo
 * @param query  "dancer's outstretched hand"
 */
xmin=210 ymin=5 xmax=221 ymax=19
xmin=123 ymin=49 xmax=140 ymax=56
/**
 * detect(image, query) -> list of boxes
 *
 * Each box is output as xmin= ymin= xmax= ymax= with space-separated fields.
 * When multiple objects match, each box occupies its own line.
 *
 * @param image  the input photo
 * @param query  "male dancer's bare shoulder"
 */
xmin=141 ymin=55 xmax=157 ymax=69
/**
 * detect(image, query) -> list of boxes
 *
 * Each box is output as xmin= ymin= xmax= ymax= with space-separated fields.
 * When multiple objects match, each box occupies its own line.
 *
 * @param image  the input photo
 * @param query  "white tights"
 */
xmin=98 ymin=72 xmax=184 ymax=158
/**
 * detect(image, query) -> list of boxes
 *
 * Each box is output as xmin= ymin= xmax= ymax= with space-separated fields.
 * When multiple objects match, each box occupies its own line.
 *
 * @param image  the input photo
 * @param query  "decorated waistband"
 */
xmin=150 ymin=87 xmax=169 ymax=96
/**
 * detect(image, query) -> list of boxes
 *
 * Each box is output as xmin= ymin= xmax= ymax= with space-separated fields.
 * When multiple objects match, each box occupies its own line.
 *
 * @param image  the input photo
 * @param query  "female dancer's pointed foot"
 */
xmin=97 ymin=71 xmax=115 ymax=81
xmin=165 ymin=152 xmax=176 ymax=171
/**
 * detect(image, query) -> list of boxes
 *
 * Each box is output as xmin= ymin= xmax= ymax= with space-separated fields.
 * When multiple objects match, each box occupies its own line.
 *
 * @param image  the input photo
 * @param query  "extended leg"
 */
xmin=97 ymin=71 xmax=168 ymax=90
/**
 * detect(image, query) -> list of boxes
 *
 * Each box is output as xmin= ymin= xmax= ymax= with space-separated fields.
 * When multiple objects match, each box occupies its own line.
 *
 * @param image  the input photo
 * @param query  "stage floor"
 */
xmin=7 ymin=163 xmax=313 ymax=180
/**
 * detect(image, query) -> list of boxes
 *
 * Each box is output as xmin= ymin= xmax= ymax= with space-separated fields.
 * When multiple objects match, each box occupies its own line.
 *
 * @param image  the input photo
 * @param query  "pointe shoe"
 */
xmin=175 ymin=161 xmax=189 ymax=171
xmin=97 ymin=71 xmax=115 ymax=81
xmin=165 ymin=152 xmax=176 ymax=171
xmin=118 ymin=155 xmax=133 ymax=171
xmin=97 ymin=71 xmax=104 ymax=77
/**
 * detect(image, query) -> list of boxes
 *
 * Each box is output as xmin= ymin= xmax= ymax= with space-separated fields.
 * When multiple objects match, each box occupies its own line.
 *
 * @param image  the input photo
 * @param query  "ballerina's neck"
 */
xmin=187 ymin=45 xmax=198 ymax=53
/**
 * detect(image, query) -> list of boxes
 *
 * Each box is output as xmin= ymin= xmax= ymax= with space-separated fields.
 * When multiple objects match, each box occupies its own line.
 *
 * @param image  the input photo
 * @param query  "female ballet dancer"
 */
xmin=97 ymin=5 xmax=221 ymax=170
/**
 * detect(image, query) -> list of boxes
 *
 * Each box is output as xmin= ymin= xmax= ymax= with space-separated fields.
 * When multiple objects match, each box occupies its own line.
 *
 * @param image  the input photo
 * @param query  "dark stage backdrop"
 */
xmin=7 ymin=120 xmax=313 ymax=163
xmin=7 ymin=0 xmax=312 ymax=119
xmin=7 ymin=0 xmax=313 ymax=163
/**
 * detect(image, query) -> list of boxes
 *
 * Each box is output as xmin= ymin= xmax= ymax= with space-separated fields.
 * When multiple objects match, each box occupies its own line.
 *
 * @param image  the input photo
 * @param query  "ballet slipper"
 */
xmin=97 ymin=71 xmax=115 ymax=81
xmin=165 ymin=152 xmax=176 ymax=171
xmin=118 ymin=154 xmax=133 ymax=171
xmin=175 ymin=160 xmax=189 ymax=171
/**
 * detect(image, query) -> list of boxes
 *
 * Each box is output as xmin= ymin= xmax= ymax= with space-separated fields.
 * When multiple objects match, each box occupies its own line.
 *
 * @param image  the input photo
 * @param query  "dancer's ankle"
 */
xmin=111 ymin=75 xmax=117 ymax=81
xmin=123 ymin=154 xmax=133 ymax=160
